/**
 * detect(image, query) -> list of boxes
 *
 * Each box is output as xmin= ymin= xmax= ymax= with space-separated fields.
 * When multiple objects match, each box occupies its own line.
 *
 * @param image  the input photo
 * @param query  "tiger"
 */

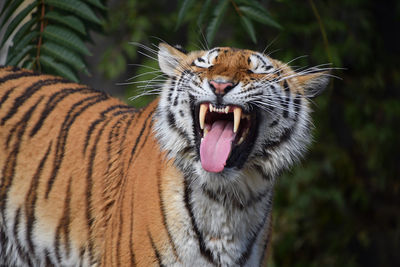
xmin=0 ymin=43 xmax=329 ymax=266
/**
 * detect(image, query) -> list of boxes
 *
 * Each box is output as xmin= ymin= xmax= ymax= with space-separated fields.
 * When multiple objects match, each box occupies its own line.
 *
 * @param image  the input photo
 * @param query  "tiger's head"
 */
xmin=154 ymin=43 xmax=329 ymax=181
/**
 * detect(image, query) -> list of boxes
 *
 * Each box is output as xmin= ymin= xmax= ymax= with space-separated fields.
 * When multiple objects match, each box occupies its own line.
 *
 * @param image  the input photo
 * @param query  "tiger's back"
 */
xmin=0 ymin=66 xmax=170 ymax=265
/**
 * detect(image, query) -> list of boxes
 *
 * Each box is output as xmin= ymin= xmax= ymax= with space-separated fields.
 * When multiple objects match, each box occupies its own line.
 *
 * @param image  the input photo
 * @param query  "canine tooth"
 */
xmin=204 ymin=128 xmax=209 ymax=137
xmin=199 ymin=104 xmax=208 ymax=129
xmin=209 ymin=103 xmax=213 ymax=112
xmin=225 ymin=106 xmax=229 ymax=113
xmin=233 ymin=107 xmax=242 ymax=133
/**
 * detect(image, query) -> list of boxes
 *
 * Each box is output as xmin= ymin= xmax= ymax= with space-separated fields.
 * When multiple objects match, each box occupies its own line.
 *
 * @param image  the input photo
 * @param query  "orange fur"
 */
xmin=0 ymin=43 xmax=329 ymax=266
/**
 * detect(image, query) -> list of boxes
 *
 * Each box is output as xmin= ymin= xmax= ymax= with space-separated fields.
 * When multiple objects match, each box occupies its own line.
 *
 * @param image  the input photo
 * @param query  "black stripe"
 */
xmin=167 ymin=110 xmax=190 ymax=143
xmin=30 ymin=87 xmax=94 ymax=137
xmin=83 ymin=118 xmax=104 ymax=155
xmin=293 ymin=93 xmax=302 ymax=121
xmin=54 ymin=175 xmax=73 ymax=263
xmin=263 ymin=127 xmax=293 ymax=149
xmin=0 ymin=97 xmax=44 ymax=221
xmin=25 ymin=142 xmax=52 ymax=256
xmin=116 ymin=203 xmax=124 ymax=267
xmin=45 ymin=93 xmax=109 ymax=199
xmin=283 ymin=80 xmax=290 ymax=92
xmin=111 ymin=109 xmax=137 ymax=116
xmin=282 ymin=80 xmax=290 ymax=118
xmin=0 ymin=70 xmax=40 ymax=85
xmin=0 ymin=86 xmax=16 ymax=109
xmin=85 ymin=117 xmax=111 ymax=264
xmin=105 ymin=118 xmax=125 ymax=175
xmin=236 ymin=204 xmax=271 ymax=266
xmin=148 ymin=229 xmax=166 ymax=267
xmin=157 ymin=156 xmax=179 ymax=261
xmin=83 ymin=105 xmax=135 ymax=155
xmin=134 ymin=119 xmax=155 ymax=159
xmin=258 ymin=225 xmax=272 ymax=267
xmin=183 ymin=173 xmax=214 ymax=264
xmin=44 ymin=248 xmax=56 ymax=266
xmin=12 ymin=208 xmax=33 ymax=266
xmin=201 ymin=183 xmax=270 ymax=210
xmin=12 ymin=208 xmax=21 ymax=256
xmin=120 ymin=113 xmax=137 ymax=154
xmin=129 ymin=180 xmax=137 ymax=266
xmin=1 ymin=78 xmax=71 ymax=126
xmin=128 ymin=109 xmax=155 ymax=163
xmin=269 ymin=119 xmax=279 ymax=127
xmin=100 ymin=104 xmax=135 ymax=116
xmin=254 ymin=164 xmax=274 ymax=182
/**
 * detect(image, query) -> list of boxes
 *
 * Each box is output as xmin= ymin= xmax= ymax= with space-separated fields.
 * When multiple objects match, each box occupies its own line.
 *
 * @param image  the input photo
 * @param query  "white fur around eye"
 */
xmin=249 ymin=54 xmax=274 ymax=74
xmin=207 ymin=50 xmax=219 ymax=64
xmin=193 ymin=57 xmax=211 ymax=68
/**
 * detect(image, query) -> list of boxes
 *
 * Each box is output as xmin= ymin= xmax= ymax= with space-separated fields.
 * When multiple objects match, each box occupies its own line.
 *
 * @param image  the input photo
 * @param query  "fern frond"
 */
xmin=0 ymin=0 xmax=106 ymax=81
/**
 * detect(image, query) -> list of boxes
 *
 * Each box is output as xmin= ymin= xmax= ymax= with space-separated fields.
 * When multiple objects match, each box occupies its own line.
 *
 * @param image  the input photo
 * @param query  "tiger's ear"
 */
xmin=296 ymin=71 xmax=330 ymax=97
xmin=158 ymin=43 xmax=187 ymax=76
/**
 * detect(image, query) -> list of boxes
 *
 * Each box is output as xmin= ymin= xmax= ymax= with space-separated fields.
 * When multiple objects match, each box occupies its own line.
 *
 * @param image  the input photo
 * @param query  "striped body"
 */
xmin=0 ymin=44 xmax=329 ymax=266
xmin=0 ymin=67 xmax=272 ymax=266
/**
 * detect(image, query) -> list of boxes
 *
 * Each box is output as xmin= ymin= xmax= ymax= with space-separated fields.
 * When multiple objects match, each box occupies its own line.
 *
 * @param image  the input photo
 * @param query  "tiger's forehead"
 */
xmin=186 ymin=47 xmax=275 ymax=72
xmin=194 ymin=47 xmax=269 ymax=61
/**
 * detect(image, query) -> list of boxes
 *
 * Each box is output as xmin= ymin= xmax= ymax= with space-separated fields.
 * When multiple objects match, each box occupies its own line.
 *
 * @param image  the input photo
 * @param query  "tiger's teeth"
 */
xmin=204 ymin=128 xmax=209 ymax=137
xmin=225 ymin=106 xmax=229 ymax=114
xmin=209 ymin=103 xmax=213 ymax=112
xmin=233 ymin=107 xmax=242 ymax=133
xmin=199 ymin=103 xmax=208 ymax=129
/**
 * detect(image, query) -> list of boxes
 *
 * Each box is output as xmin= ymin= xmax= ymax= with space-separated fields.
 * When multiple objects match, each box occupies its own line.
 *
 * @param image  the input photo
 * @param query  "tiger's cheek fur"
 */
xmin=155 ymin=77 xmax=197 ymax=159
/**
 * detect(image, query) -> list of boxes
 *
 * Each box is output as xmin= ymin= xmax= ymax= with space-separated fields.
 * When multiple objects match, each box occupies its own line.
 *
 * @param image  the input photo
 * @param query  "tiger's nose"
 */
xmin=209 ymin=80 xmax=234 ymax=95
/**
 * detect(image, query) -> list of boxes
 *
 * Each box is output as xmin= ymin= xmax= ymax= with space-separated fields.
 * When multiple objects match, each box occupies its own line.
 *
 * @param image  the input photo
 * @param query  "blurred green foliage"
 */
xmin=99 ymin=0 xmax=399 ymax=266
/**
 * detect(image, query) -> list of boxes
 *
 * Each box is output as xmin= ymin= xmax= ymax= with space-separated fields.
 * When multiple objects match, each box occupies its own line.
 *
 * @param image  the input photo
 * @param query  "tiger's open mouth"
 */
xmin=194 ymin=103 xmax=258 ymax=173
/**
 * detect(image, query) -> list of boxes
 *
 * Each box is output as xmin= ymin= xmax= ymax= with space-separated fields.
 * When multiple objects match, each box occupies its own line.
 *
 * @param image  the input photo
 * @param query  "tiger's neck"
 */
xmin=177 ymin=168 xmax=274 ymax=266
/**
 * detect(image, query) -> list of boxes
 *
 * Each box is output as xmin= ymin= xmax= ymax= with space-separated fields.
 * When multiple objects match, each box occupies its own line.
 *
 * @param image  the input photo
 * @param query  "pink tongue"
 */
xmin=200 ymin=120 xmax=236 ymax=173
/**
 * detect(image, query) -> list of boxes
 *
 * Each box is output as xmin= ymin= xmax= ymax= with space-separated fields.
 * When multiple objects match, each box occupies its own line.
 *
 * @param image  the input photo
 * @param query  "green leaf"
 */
xmin=240 ymin=16 xmax=257 ymax=43
xmin=39 ymin=55 xmax=79 ymax=82
xmin=6 ymin=45 xmax=35 ymax=66
xmin=235 ymin=0 xmax=270 ymax=15
xmin=41 ymin=42 xmax=89 ymax=75
xmin=175 ymin=0 xmax=196 ymax=30
xmin=86 ymin=0 xmax=107 ymax=10
xmin=45 ymin=0 xmax=102 ymax=24
xmin=206 ymin=0 xmax=229 ymax=45
xmin=22 ymin=59 xmax=35 ymax=69
xmin=7 ymin=31 xmax=38 ymax=57
xmin=197 ymin=0 xmax=213 ymax=28
xmin=1 ymin=2 xmax=37 ymax=48
xmin=43 ymin=25 xmax=91 ymax=56
xmin=6 ymin=18 xmax=36 ymax=49
xmin=239 ymin=6 xmax=282 ymax=29
xmin=0 ymin=0 xmax=24 ymax=28
xmin=45 ymin=11 xmax=87 ymax=35
xmin=0 ymin=0 xmax=16 ymax=17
